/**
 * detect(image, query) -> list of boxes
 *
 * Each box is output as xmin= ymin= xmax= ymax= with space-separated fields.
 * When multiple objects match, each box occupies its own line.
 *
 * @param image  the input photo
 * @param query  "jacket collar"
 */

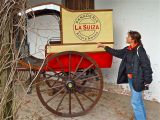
xmin=127 ymin=43 xmax=140 ymax=50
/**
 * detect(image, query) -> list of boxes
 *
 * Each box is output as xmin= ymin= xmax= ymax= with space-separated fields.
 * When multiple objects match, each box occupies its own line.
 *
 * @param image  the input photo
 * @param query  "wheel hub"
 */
xmin=66 ymin=80 xmax=75 ymax=90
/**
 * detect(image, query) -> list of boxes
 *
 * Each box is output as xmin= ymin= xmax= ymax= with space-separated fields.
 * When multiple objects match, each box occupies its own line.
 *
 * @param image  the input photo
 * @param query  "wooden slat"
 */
xmin=62 ymin=0 xmax=94 ymax=10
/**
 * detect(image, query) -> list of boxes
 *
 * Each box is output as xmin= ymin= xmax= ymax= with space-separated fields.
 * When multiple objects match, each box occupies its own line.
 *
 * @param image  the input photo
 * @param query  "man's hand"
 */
xmin=97 ymin=42 xmax=105 ymax=48
xmin=144 ymin=83 xmax=149 ymax=90
xmin=145 ymin=84 xmax=149 ymax=87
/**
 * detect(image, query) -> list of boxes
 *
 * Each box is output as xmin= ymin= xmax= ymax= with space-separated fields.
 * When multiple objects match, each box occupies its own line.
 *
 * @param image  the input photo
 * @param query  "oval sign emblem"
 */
xmin=73 ymin=13 xmax=101 ymax=41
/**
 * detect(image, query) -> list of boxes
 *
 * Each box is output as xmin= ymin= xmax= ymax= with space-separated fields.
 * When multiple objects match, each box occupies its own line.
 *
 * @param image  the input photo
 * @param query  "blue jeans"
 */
xmin=128 ymin=78 xmax=146 ymax=120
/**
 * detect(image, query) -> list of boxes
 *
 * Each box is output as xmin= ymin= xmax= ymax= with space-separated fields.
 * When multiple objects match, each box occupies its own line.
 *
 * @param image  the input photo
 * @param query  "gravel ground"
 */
xmin=15 ymin=87 xmax=160 ymax=120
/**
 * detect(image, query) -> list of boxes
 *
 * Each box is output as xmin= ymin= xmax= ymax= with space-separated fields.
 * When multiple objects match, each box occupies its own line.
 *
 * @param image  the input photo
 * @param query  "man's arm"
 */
xmin=97 ymin=43 xmax=127 ymax=59
xmin=104 ymin=46 xmax=127 ymax=59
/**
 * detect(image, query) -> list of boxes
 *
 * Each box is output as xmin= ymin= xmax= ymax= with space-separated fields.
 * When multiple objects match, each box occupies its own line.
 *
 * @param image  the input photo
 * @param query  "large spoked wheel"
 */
xmin=36 ymin=51 xmax=103 ymax=117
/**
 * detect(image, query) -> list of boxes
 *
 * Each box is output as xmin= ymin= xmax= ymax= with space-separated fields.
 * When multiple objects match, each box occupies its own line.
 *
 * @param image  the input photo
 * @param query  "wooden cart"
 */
xmin=17 ymin=2 xmax=114 ymax=117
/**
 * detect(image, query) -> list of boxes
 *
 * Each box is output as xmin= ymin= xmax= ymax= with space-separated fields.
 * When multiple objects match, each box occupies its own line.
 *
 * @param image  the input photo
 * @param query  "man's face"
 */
xmin=126 ymin=34 xmax=134 ymax=44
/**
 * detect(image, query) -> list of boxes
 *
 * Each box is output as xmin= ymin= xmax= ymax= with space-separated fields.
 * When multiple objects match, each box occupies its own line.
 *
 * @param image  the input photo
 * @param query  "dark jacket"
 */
xmin=104 ymin=45 xmax=153 ymax=92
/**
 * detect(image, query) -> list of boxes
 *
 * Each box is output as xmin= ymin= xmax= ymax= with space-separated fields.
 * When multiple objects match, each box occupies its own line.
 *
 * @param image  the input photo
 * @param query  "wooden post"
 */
xmin=62 ymin=0 xmax=94 ymax=10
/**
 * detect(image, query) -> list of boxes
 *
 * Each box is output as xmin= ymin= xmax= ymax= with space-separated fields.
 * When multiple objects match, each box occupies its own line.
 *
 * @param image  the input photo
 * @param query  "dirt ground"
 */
xmin=15 ymin=86 xmax=160 ymax=120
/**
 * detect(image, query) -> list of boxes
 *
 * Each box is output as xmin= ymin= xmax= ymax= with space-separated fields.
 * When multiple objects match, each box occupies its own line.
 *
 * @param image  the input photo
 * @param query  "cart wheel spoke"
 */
xmin=56 ymin=91 xmax=67 ymax=111
xmin=47 ymin=67 xmax=57 ymax=74
xmin=72 ymin=56 xmax=84 ymax=77
xmin=46 ymin=87 xmax=65 ymax=103
xmin=68 ymin=53 xmax=72 ymax=80
xmin=40 ymin=84 xmax=64 ymax=93
xmin=69 ymin=91 xmax=72 ymax=114
xmin=76 ymin=75 xmax=99 ymax=83
xmin=75 ymin=88 xmax=94 ymax=103
xmin=56 ymin=57 xmax=67 ymax=76
xmin=73 ymin=64 xmax=94 ymax=81
xmin=73 ymin=90 xmax=85 ymax=111
xmin=77 ymin=85 xmax=100 ymax=91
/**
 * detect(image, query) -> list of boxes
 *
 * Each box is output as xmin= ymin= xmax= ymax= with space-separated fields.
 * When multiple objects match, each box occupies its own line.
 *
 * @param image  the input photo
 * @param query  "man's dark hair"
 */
xmin=128 ymin=30 xmax=142 ymax=45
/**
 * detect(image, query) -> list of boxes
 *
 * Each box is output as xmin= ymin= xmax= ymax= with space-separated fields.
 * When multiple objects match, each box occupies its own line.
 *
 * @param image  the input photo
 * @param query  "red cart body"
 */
xmin=46 ymin=52 xmax=112 ymax=72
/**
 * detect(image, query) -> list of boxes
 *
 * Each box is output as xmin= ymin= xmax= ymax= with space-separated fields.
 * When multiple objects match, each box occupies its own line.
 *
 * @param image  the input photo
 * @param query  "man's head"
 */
xmin=126 ymin=30 xmax=142 ymax=44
